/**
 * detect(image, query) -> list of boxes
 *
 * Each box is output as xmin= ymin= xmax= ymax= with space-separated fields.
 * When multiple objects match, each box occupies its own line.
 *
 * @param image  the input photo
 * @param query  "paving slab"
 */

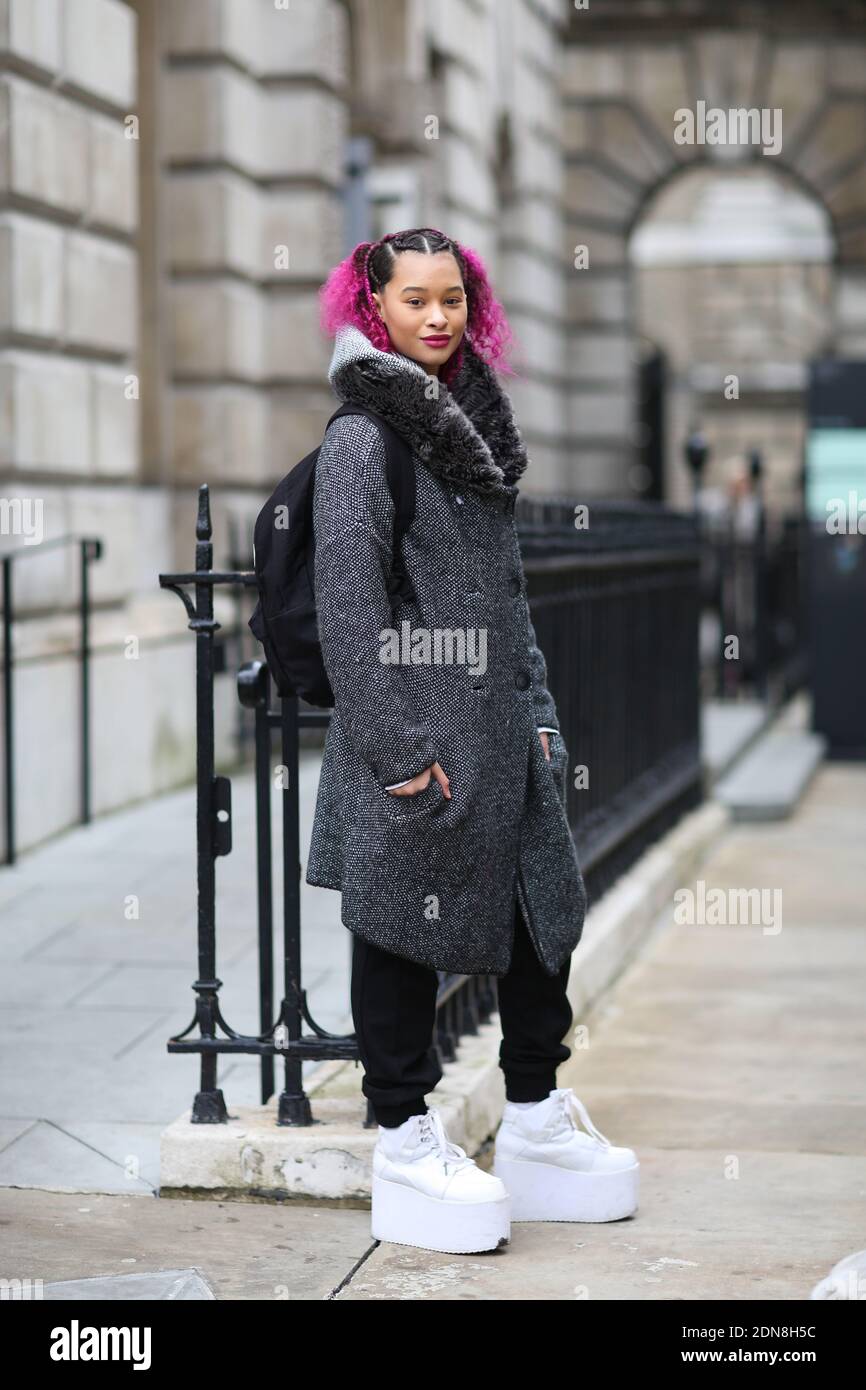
xmin=40 ymin=1269 xmax=216 ymax=1300
xmin=331 ymin=761 xmax=866 ymax=1299
xmin=0 ymin=751 xmax=348 ymax=1177
xmin=4 ymin=706 xmax=864 ymax=1299
xmin=0 ymin=1121 xmax=155 ymax=1195
xmin=715 ymin=729 xmax=827 ymax=820
xmin=700 ymin=698 xmax=769 ymax=782
xmin=334 ymin=1149 xmax=863 ymax=1301
xmin=0 ymin=1187 xmax=372 ymax=1301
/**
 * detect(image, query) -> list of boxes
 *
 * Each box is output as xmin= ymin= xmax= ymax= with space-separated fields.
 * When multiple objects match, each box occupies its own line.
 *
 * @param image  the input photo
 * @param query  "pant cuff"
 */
xmin=504 ymin=1076 xmax=558 ymax=1103
xmin=374 ymin=1098 xmax=430 ymax=1128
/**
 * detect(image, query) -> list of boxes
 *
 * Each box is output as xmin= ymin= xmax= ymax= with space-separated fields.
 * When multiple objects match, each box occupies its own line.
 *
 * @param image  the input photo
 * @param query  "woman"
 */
xmin=306 ymin=228 xmax=638 ymax=1253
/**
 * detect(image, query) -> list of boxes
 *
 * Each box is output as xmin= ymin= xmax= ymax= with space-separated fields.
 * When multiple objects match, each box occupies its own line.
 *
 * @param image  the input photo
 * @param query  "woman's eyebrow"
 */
xmin=400 ymin=285 xmax=464 ymax=293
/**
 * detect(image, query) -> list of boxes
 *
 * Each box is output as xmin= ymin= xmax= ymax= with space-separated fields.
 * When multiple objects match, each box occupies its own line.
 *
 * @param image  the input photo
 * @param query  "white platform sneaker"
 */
xmin=371 ymin=1106 xmax=511 ymax=1254
xmin=493 ymin=1087 xmax=639 ymax=1223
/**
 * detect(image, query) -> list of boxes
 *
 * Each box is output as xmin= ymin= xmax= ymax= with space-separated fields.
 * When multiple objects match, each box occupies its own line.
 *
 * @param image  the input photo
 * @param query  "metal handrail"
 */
xmin=0 ymin=534 xmax=103 ymax=865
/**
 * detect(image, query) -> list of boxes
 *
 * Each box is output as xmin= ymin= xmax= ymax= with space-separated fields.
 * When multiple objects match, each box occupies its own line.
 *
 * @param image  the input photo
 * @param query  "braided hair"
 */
xmin=318 ymin=226 xmax=516 ymax=383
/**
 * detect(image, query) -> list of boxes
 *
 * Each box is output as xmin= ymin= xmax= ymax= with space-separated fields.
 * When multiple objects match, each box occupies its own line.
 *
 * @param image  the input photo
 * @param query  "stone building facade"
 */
xmin=2 ymin=0 xmax=866 ymax=849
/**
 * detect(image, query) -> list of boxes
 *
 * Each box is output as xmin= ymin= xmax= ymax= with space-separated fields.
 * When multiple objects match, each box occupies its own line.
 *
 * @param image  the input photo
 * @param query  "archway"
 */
xmin=630 ymin=161 xmax=835 ymax=514
xmin=562 ymin=5 xmax=866 ymax=501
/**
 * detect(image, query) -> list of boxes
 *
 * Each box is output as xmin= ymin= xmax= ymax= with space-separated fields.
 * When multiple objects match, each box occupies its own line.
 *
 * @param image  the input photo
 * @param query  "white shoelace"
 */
xmin=549 ymin=1088 xmax=612 ymax=1149
xmin=416 ymin=1109 xmax=475 ymax=1172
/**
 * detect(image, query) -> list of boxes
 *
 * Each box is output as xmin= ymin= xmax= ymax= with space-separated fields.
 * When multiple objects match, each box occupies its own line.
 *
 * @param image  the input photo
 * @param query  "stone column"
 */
xmin=0 ymin=0 xmax=140 ymax=848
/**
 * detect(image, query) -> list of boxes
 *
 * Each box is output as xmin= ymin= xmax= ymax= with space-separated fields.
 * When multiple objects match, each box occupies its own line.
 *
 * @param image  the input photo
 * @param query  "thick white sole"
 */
xmin=493 ymin=1155 xmax=640 ymax=1223
xmin=371 ymin=1173 xmax=512 ymax=1253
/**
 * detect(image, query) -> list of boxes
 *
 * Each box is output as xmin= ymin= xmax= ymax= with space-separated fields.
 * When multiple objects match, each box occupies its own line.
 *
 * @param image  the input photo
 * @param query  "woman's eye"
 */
xmin=407 ymin=298 xmax=463 ymax=308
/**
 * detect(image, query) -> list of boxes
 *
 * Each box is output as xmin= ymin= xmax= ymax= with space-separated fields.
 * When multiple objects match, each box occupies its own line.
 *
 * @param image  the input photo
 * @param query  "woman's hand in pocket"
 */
xmin=387 ymin=761 xmax=451 ymax=799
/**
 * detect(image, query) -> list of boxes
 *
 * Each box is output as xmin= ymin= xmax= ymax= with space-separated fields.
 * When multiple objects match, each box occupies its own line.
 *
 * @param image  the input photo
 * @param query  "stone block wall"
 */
xmin=3 ymin=0 xmax=866 ymax=854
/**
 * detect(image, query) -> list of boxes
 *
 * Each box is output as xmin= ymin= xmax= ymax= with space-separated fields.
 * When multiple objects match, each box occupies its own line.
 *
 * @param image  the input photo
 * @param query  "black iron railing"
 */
xmin=160 ymin=487 xmax=705 ymax=1128
xmin=516 ymin=496 xmax=703 ymax=901
xmin=1 ymin=534 xmax=103 ymax=865
xmin=159 ymin=486 xmax=498 ymax=1130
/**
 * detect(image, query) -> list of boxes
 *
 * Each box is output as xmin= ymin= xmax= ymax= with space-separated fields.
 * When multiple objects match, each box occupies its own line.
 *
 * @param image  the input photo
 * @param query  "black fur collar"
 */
xmin=328 ymin=324 xmax=528 ymax=499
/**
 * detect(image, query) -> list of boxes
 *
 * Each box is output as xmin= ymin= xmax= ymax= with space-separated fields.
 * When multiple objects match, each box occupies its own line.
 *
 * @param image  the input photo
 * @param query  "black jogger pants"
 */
xmin=350 ymin=891 xmax=574 ymax=1127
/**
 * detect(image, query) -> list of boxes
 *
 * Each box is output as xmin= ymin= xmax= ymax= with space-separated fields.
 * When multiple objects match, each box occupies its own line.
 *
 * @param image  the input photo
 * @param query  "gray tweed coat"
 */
xmin=304 ymin=322 xmax=586 ymax=976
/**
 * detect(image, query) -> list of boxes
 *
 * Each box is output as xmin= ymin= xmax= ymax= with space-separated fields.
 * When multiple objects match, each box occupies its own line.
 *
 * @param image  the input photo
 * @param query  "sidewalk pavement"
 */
xmin=0 ymin=747 xmax=350 ymax=1195
xmin=2 ymin=754 xmax=865 ymax=1299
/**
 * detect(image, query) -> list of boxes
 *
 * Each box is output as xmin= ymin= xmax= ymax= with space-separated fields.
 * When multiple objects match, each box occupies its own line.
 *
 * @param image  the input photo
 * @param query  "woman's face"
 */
xmin=371 ymin=250 xmax=467 ymax=376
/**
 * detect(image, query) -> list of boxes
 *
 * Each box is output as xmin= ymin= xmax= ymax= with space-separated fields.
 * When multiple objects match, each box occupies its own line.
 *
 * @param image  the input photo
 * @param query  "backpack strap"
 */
xmin=324 ymin=403 xmax=417 ymax=603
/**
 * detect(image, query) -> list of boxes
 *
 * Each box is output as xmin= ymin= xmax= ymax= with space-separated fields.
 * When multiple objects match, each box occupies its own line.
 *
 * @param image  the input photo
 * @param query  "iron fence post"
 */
xmin=277 ymin=691 xmax=313 ymax=1124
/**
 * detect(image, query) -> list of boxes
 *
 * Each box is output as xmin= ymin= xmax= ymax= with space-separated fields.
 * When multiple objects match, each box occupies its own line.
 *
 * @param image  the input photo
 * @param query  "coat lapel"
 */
xmin=327 ymin=324 xmax=529 ymax=499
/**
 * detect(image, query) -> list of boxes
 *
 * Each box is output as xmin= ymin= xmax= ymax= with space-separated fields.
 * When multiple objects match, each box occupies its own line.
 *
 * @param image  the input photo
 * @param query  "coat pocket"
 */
xmin=381 ymin=776 xmax=442 ymax=819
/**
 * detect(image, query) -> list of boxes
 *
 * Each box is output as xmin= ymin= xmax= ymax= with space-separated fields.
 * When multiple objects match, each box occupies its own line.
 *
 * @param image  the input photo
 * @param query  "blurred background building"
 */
xmin=2 ymin=0 xmax=866 ymax=850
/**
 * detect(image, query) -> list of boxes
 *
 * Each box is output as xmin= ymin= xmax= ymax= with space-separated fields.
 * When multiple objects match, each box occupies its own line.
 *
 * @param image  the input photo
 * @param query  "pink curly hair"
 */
xmin=317 ymin=227 xmax=518 ymax=385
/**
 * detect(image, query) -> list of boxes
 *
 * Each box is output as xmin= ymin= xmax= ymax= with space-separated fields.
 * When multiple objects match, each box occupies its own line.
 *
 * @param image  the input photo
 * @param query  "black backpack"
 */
xmin=248 ymin=403 xmax=416 ymax=707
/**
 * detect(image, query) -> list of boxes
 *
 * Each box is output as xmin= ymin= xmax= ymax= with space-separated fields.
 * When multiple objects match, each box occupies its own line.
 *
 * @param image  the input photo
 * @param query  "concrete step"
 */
xmin=714 ymin=727 xmax=827 ymax=821
xmin=701 ymin=698 xmax=771 ymax=784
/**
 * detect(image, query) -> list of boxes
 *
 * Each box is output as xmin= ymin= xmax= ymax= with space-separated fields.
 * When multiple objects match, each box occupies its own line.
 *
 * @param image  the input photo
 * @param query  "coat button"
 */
xmin=455 ymin=494 xmax=464 ymax=505
xmin=509 ymin=575 xmax=521 ymax=596
xmin=515 ymin=670 xmax=530 ymax=690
